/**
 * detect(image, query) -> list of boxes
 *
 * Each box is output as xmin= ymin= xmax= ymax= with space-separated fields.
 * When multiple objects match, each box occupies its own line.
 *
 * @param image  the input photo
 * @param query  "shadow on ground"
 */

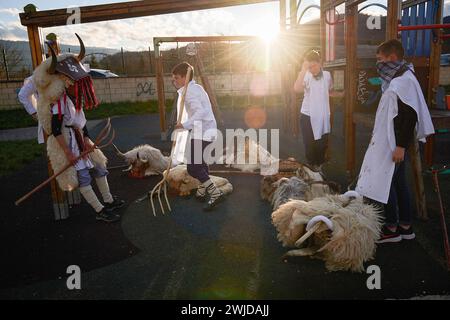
xmin=0 ymin=109 xmax=449 ymax=299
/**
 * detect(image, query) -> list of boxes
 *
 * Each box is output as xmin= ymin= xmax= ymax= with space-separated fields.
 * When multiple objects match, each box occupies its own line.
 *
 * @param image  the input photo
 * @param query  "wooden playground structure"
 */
xmin=19 ymin=1 xmax=449 ymax=263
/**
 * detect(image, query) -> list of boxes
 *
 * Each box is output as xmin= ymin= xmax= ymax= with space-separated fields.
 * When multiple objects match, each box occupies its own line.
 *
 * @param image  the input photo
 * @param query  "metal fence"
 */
xmin=1 ymin=39 xmax=284 ymax=81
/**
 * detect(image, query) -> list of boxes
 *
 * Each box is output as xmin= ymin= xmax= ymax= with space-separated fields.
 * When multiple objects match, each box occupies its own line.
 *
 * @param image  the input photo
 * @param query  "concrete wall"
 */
xmin=0 ymin=80 xmax=23 ymax=110
xmin=0 ymin=72 xmax=282 ymax=111
xmin=1 ymin=67 xmax=448 ymax=111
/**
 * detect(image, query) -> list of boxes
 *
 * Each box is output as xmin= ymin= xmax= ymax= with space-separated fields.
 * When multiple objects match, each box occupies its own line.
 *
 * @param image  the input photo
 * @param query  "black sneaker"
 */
xmin=195 ymin=191 xmax=207 ymax=203
xmin=105 ymin=196 xmax=125 ymax=212
xmin=398 ymin=225 xmax=416 ymax=240
xmin=376 ymin=225 xmax=402 ymax=244
xmin=96 ymin=209 xmax=120 ymax=223
xmin=203 ymin=191 xmax=225 ymax=211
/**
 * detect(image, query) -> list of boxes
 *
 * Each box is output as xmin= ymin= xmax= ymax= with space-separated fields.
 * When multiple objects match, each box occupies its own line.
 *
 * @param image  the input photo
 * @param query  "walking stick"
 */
xmin=149 ymin=67 xmax=192 ymax=216
xmin=430 ymin=165 xmax=450 ymax=270
xmin=15 ymin=118 xmax=115 ymax=206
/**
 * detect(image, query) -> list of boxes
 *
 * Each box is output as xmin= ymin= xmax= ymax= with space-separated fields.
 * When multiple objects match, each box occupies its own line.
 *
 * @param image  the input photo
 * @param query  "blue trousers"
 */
xmin=77 ymin=166 xmax=109 ymax=188
xmin=186 ymin=139 xmax=211 ymax=183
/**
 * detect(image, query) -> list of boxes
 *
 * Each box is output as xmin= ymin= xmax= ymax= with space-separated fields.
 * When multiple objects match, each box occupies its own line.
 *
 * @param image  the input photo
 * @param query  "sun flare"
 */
xmin=244 ymin=15 xmax=280 ymax=44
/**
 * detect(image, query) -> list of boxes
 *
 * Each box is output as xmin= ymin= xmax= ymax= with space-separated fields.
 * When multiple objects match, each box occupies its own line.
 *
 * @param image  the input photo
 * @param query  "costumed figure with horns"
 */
xmin=32 ymin=34 xmax=124 ymax=222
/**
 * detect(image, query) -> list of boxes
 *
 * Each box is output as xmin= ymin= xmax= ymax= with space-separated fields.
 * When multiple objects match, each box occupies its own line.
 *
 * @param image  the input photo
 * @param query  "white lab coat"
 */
xmin=172 ymin=80 xmax=217 ymax=164
xmin=300 ymin=71 xmax=332 ymax=140
xmin=18 ymin=76 xmax=44 ymax=144
xmin=356 ymin=70 xmax=435 ymax=204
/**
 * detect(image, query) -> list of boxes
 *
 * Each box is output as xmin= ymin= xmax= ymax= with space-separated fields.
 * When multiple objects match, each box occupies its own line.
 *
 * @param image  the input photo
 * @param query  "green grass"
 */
xmin=0 ymin=109 xmax=37 ymax=130
xmin=0 ymin=95 xmax=285 ymax=130
xmin=0 ymin=140 xmax=45 ymax=177
xmin=0 ymin=100 xmax=174 ymax=130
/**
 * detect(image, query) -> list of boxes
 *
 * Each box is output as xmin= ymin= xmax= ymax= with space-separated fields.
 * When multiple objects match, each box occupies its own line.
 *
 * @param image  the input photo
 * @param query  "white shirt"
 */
xmin=51 ymin=94 xmax=93 ymax=171
xmin=300 ymin=70 xmax=333 ymax=140
xmin=179 ymin=80 xmax=217 ymax=142
xmin=18 ymin=76 xmax=44 ymax=144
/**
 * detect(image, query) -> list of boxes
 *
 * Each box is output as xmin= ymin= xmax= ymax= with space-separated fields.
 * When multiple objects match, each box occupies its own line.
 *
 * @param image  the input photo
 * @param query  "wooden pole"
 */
xmin=344 ymin=4 xmax=358 ymax=179
xmin=289 ymin=0 xmax=297 ymax=28
xmin=154 ymin=41 xmax=167 ymax=140
xmin=280 ymin=0 xmax=286 ymax=31
xmin=26 ymin=23 xmax=69 ymax=219
xmin=194 ymin=52 xmax=224 ymax=127
xmin=386 ymin=0 xmax=400 ymax=40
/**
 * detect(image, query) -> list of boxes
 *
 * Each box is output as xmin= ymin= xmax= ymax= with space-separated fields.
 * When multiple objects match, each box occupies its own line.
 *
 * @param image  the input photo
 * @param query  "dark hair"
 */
xmin=171 ymin=62 xmax=194 ymax=81
xmin=377 ymin=39 xmax=404 ymax=60
xmin=304 ymin=50 xmax=321 ymax=63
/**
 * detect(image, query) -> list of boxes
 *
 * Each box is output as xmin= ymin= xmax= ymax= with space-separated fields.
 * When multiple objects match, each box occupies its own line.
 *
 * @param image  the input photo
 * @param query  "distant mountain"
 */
xmin=0 ymin=39 xmax=119 ymax=71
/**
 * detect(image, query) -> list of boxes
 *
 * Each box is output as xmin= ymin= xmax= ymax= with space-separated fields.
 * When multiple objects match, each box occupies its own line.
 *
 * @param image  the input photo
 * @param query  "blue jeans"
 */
xmin=384 ymin=159 xmax=412 ymax=227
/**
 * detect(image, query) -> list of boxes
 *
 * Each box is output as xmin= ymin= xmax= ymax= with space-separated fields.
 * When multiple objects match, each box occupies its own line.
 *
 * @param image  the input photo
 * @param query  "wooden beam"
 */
xmin=289 ymin=0 xmax=297 ymax=28
xmin=280 ymin=0 xmax=286 ymax=30
xmin=386 ymin=0 xmax=400 ymax=40
xmin=320 ymin=0 xmax=326 ymax=62
xmin=344 ymin=4 xmax=358 ymax=178
xmin=26 ymin=25 xmax=44 ymax=68
xmin=154 ymin=46 xmax=167 ymax=140
xmin=427 ymin=1 xmax=443 ymax=111
xmin=20 ymin=0 xmax=277 ymax=28
xmin=194 ymin=52 xmax=223 ymax=127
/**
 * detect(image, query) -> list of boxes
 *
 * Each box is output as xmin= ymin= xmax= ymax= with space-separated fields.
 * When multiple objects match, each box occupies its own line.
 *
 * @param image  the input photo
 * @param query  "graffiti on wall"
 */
xmin=136 ymin=81 xmax=156 ymax=97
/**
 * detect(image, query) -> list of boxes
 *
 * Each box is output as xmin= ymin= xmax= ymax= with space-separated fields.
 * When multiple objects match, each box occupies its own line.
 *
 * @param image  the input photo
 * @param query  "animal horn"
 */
xmin=112 ymin=144 xmax=126 ymax=158
xmin=47 ymin=42 xmax=57 ymax=74
xmin=294 ymin=215 xmax=334 ymax=248
xmin=306 ymin=215 xmax=334 ymax=231
xmin=137 ymin=152 xmax=149 ymax=164
xmin=75 ymin=33 xmax=85 ymax=61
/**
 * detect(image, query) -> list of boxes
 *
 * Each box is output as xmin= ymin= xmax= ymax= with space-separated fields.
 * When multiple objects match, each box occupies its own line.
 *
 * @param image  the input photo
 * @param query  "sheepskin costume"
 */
xmin=271 ymin=192 xmax=383 ymax=272
xmin=219 ymin=135 xmax=279 ymax=175
xmin=166 ymin=165 xmax=233 ymax=196
xmin=32 ymin=35 xmax=106 ymax=191
xmin=260 ymin=161 xmax=340 ymax=206
xmin=113 ymin=144 xmax=170 ymax=178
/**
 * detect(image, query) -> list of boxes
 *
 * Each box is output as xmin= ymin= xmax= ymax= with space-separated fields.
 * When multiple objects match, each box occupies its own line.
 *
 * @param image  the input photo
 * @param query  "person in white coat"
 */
xmin=356 ymin=39 xmax=435 ymax=243
xmin=294 ymin=50 xmax=342 ymax=171
xmin=18 ymin=33 xmax=60 ymax=144
xmin=172 ymin=62 xmax=224 ymax=210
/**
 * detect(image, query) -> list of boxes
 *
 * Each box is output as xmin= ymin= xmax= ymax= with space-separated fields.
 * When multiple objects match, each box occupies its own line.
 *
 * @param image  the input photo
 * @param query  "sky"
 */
xmin=0 ymin=0 xmax=282 ymax=50
xmin=1 ymin=0 xmax=449 ymax=50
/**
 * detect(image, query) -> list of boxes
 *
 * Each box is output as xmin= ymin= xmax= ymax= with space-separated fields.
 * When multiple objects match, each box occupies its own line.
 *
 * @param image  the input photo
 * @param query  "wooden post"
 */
xmin=386 ymin=0 xmax=400 ymax=40
xmin=289 ymin=0 xmax=297 ymax=28
xmin=344 ymin=4 xmax=358 ymax=179
xmin=320 ymin=0 xmax=326 ymax=62
xmin=427 ymin=0 xmax=442 ymax=107
xmin=280 ymin=0 xmax=286 ymax=31
xmin=27 ymin=23 xmax=69 ymax=220
xmin=154 ymin=40 xmax=167 ymax=140
xmin=194 ymin=52 xmax=223 ymax=127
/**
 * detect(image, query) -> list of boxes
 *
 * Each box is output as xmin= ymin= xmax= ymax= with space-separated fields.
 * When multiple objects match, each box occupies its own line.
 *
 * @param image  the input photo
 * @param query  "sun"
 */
xmin=244 ymin=15 xmax=280 ymax=44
